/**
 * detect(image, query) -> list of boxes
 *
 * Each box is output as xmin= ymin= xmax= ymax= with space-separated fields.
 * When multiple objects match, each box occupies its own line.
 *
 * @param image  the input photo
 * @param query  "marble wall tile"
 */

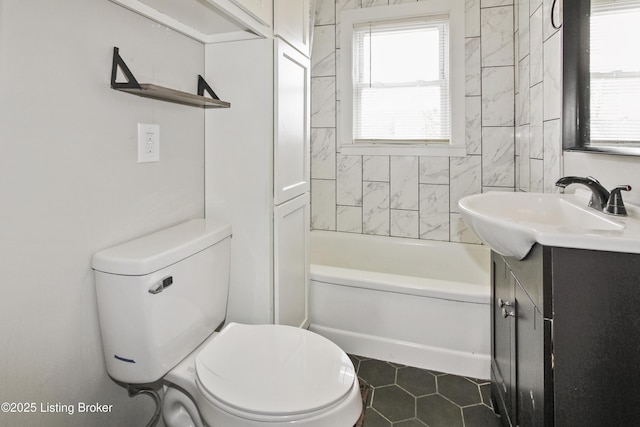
xmin=530 ymin=158 xmax=544 ymax=192
xmin=530 ymin=0 xmax=543 ymax=16
xmin=311 ymin=179 xmax=336 ymax=229
xmin=481 ymin=6 xmax=514 ymax=67
xmin=543 ymin=31 xmax=562 ymax=121
xmin=336 ymin=154 xmax=363 ymax=205
xmin=466 ymin=0 xmax=481 ymax=37
xmin=450 ymin=155 xmax=482 ymax=212
xmin=336 ymin=0 xmax=361 ymax=49
xmin=517 ymin=125 xmax=531 ymax=191
xmin=529 ymin=5 xmax=543 ymax=85
xmin=543 ymin=118 xmax=562 ymax=193
xmin=482 ymin=66 xmax=515 ymax=127
xmin=450 ymin=213 xmax=482 ymax=244
xmin=363 ymin=0 xmax=389 ymax=6
xmin=419 ymin=184 xmax=450 ymax=240
xmin=311 ymin=76 xmax=336 ymax=127
xmin=518 ymin=0 xmax=530 ymax=61
xmin=465 ymin=37 xmax=482 ymax=96
xmin=363 ymin=181 xmax=390 ymax=235
xmin=419 ymin=157 xmax=450 ymax=184
xmin=311 ymin=128 xmax=336 ymax=179
xmin=391 ymin=209 xmax=419 ymax=238
xmin=311 ymin=25 xmax=336 ymax=77
xmin=363 ymin=155 xmax=389 ymax=181
xmin=516 ymin=56 xmax=530 ymax=126
xmin=315 ymin=0 xmax=336 ymax=25
xmin=390 ymin=156 xmax=419 ymax=210
xmin=466 ymin=96 xmax=482 ymax=155
xmin=543 ymin=0 xmax=561 ymax=41
xmin=482 ymin=0 xmax=513 ymax=6
xmin=337 ymin=205 xmax=363 ymax=232
xmin=482 ymin=127 xmax=515 ymax=187
xmin=529 ymin=82 xmax=544 ymax=159
xmin=391 ymin=0 xmax=417 ymax=3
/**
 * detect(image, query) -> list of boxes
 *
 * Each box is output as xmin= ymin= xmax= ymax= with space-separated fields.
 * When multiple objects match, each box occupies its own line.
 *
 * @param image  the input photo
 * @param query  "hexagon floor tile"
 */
xmin=349 ymin=354 xmax=502 ymax=427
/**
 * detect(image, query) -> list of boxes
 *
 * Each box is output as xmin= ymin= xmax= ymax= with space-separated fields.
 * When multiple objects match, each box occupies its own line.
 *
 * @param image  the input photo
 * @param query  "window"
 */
xmin=590 ymin=0 xmax=640 ymax=144
xmin=339 ymin=1 xmax=465 ymax=156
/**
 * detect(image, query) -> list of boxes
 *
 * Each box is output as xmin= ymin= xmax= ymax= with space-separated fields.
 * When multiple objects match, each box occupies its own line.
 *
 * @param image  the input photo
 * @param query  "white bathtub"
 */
xmin=309 ymin=231 xmax=491 ymax=379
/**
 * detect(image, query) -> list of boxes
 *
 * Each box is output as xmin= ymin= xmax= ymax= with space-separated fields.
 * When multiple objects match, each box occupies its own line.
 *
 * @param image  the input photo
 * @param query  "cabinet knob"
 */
xmin=498 ymin=298 xmax=513 ymax=307
xmin=502 ymin=308 xmax=516 ymax=318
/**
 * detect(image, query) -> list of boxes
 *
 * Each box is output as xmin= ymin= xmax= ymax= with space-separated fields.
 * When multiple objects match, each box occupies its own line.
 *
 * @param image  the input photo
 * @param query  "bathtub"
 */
xmin=309 ymin=231 xmax=491 ymax=379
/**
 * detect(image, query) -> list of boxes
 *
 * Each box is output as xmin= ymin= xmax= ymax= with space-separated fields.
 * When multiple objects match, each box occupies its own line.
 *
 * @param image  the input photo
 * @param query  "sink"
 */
xmin=457 ymin=191 xmax=640 ymax=259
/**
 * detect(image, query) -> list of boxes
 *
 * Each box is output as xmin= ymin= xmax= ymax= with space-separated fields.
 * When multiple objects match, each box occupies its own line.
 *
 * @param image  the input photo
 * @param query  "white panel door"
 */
xmin=274 ymin=0 xmax=311 ymax=56
xmin=274 ymin=38 xmax=310 ymax=205
xmin=274 ymin=193 xmax=310 ymax=328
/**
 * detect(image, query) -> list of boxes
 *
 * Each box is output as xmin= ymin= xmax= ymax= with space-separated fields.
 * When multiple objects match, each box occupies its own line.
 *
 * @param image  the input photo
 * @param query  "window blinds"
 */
xmin=352 ymin=16 xmax=450 ymax=143
xmin=590 ymin=0 xmax=640 ymax=143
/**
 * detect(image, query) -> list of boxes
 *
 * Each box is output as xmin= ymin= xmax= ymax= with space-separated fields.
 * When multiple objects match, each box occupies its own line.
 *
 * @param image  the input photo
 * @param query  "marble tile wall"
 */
xmin=310 ymin=0 xmax=517 ymax=243
xmin=515 ymin=0 xmax=563 ymax=193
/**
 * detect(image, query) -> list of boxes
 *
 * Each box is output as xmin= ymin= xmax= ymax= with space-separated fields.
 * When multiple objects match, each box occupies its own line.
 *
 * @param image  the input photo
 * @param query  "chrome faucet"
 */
xmin=555 ymin=176 xmax=631 ymax=216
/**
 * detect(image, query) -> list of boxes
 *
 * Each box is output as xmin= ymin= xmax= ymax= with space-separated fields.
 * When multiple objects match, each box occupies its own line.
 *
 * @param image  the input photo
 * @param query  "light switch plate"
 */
xmin=138 ymin=123 xmax=160 ymax=163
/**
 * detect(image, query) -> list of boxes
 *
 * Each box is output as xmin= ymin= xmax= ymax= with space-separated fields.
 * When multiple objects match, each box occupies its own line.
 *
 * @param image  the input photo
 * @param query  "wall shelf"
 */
xmin=111 ymin=47 xmax=230 ymax=109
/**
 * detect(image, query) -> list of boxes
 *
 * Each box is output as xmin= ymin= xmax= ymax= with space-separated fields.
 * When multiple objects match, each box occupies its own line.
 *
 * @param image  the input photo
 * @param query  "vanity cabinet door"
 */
xmin=491 ymin=253 xmax=516 ymax=425
xmin=515 ymin=277 xmax=548 ymax=427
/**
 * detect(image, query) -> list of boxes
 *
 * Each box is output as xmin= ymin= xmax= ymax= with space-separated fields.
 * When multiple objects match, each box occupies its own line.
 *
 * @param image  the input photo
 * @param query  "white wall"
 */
xmin=0 ymin=0 xmax=205 ymax=425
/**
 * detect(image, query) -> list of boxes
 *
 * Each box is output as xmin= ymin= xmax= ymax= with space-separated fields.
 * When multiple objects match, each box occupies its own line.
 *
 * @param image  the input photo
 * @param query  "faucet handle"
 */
xmin=604 ymin=185 xmax=632 ymax=216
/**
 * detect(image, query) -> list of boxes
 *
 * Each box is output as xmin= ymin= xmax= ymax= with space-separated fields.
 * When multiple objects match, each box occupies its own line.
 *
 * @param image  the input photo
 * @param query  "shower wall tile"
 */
xmin=482 ymin=127 xmax=515 ymax=187
xmin=311 ymin=128 xmax=336 ymax=179
xmin=391 ymin=209 xmax=419 ymax=238
xmin=363 ymin=0 xmax=388 ymax=6
xmin=466 ymin=0 xmax=481 ymax=37
xmin=450 ymin=213 xmax=482 ymax=244
xmin=311 ymin=25 xmax=336 ymax=77
xmin=419 ymin=184 xmax=450 ymax=241
xmin=543 ymin=118 xmax=562 ymax=193
xmin=337 ymin=205 xmax=363 ymax=233
xmin=516 ymin=56 xmax=530 ymax=126
xmin=311 ymin=76 xmax=336 ymax=128
xmin=530 ymin=159 xmax=544 ymax=192
xmin=482 ymin=66 xmax=515 ymax=127
xmin=315 ymin=0 xmax=336 ymax=25
xmin=311 ymin=179 xmax=336 ymax=230
xmin=419 ymin=157 xmax=449 ymax=185
xmin=529 ymin=5 xmax=543 ymax=85
xmin=390 ymin=156 xmax=419 ymax=210
xmin=481 ymin=6 xmax=514 ymax=67
xmin=518 ymin=0 xmax=530 ymax=60
xmin=543 ymin=31 xmax=562 ymax=121
xmin=450 ymin=155 xmax=482 ymax=213
xmin=363 ymin=181 xmax=390 ymax=235
xmin=482 ymin=0 xmax=513 ymax=7
xmin=517 ymin=125 xmax=531 ymax=191
xmin=529 ymin=82 xmax=544 ymax=159
xmin=363 ymin=155 xmax=389 ymax=182
xmin=543 ymin=0 xmax=561 ymax=40
xmin=336 ymin=154 xmax=363 ymax=205
xmin=466 ymin=96 xmax=482 ymax=155
xmin=465 ymin=37 xmax=482 ymax=96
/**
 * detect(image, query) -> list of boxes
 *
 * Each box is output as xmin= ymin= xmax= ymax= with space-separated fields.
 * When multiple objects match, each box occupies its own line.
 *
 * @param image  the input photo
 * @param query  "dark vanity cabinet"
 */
xmin=491 ymin=245 xmax=640 ymax=427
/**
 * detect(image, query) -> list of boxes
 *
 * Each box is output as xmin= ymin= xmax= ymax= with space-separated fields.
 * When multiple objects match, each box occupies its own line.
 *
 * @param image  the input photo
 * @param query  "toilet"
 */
xmin=92 ymin=219 xmax=362 ymax=427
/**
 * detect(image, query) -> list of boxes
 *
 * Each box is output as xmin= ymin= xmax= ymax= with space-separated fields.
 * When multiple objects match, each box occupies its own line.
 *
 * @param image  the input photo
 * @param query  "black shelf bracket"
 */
xmin=111 ymin=47 xmax=141 ymax=90
xmin=197 ymin=75 xmax=220 ymax=100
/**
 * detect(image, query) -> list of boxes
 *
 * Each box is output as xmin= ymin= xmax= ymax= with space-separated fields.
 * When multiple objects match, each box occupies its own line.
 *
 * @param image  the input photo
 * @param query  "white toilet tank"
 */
xmin=92 ymin=219 xmax=232 ymax=384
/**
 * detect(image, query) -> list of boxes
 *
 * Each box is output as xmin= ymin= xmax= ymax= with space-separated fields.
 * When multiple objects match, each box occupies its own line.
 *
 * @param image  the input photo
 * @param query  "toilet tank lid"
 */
xmin=92 ymin=219 xmax=231 ymax=276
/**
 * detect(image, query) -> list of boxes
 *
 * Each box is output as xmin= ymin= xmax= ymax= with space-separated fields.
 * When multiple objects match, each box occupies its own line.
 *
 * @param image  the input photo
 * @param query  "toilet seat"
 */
xmin=194 ymin=323 xmax=356 ymax=421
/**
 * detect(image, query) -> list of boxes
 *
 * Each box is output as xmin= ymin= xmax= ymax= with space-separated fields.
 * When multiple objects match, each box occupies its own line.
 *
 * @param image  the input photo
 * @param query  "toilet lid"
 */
xmin=195 ymin=323 xmax=356 ymax=417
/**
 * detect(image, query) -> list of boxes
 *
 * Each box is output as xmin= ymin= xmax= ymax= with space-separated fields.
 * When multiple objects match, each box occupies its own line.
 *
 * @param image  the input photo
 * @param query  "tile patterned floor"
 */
xmin=349 ymin=354 xmax=502 ymax=427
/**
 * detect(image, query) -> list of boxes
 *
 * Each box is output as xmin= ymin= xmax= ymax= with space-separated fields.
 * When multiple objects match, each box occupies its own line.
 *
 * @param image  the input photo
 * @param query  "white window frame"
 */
xmin=339 ymin=1 xmax=465 ymax=157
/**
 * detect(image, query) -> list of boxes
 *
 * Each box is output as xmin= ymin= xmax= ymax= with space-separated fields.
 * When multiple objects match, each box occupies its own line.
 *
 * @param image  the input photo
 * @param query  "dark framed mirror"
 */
xmin=563 ymin=0 xmax=640 ymax=156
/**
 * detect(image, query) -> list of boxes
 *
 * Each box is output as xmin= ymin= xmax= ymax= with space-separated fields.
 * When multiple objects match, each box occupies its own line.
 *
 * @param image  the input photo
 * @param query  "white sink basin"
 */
xmin=458 ymin=191 xmax=640 ymax=259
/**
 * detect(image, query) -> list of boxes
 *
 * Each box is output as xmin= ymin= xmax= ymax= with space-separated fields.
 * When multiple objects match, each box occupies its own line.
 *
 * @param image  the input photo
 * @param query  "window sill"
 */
xmin=338 ymin=143 xmax=467 ymax=157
